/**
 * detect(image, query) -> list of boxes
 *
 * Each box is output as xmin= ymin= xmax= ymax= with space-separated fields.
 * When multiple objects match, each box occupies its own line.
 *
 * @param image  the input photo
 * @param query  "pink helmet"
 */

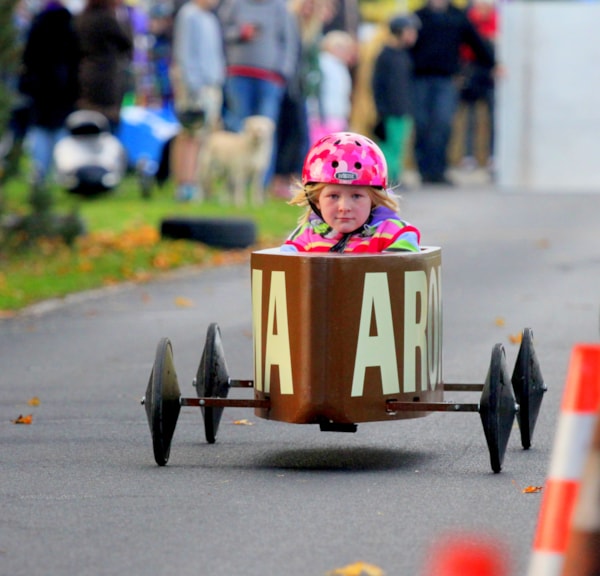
xmin=301 ymin=132 xmax=388 ymax=188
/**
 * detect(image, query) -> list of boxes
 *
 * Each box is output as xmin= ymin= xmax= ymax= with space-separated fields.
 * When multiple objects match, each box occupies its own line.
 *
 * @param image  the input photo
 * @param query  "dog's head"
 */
xmin=243 ymin=115 xmax=275 ymax=147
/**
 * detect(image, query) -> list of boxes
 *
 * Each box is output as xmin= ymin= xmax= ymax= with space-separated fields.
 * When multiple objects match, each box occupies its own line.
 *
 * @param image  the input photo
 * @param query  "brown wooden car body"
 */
xmin=250 ymin=247 xmax=443 ymax=425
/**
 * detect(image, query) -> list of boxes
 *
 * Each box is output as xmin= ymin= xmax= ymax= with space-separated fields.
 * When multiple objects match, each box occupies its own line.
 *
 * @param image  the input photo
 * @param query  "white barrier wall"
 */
xmin=497 ymin=3 xmax=600 ymax=191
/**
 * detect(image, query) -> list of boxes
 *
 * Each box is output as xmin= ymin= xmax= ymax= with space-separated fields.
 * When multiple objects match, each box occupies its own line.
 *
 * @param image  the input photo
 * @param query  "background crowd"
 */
xmin=5 ymin=0 xmax=497 ymax=199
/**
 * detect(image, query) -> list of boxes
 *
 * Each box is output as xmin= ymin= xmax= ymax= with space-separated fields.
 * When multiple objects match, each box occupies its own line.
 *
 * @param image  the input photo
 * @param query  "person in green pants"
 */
xmin=372 ymin=14 xmax=420 ymax=187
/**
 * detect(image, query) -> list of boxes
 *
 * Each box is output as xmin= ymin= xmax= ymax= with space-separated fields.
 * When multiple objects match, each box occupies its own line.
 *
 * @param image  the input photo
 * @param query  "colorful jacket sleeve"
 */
xmin=375 ymin=219 xmax=421 ymax=252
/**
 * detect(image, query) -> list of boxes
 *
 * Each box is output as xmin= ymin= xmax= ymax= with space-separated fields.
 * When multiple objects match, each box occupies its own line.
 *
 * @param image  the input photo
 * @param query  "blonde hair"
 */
xmin=321 ymin=30 xmax=355 ymax=55
xmin=288 ymin=181 xmax=400 ymax=224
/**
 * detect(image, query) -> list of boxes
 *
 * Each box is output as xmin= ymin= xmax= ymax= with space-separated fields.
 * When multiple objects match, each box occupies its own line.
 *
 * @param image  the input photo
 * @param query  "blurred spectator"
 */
xmin=18 ymin=0 xmax=80 ymax=186
xmin=313 ymin=29 xmax=355 ymax=139
xmin=148 ymin=2 xmax=174 ymax=108
xmin=75 ymin=0 xmax=134 ymax=134
xmin=459 ymin=0 xmax=497 ymax=173
xmin=410 ymin=0 xmax=494 ymax=186
xmin=323 ymin=0 xmax=360 ymax=39
xmin=217 ymin=0 xmax=296 ymax=133
xmin=322 ymin=0 xmax=360 ymax=84
xmin=170 ymin=0 xmax=225 ymax=201
xmin=272 ymin=0 xmax=334 ymax=198
xmin=371 ymin=14 xmax=419 ymax=187
xmin=1 ymin=0 xmax=36 ymax=179
xmin=116 ymin=0 xmax=154 ymax=106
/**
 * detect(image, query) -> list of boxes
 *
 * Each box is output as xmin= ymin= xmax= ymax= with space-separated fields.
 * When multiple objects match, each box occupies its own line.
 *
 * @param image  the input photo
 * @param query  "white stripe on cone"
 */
xmin=549 ymin=413 xmax=597 ymax=479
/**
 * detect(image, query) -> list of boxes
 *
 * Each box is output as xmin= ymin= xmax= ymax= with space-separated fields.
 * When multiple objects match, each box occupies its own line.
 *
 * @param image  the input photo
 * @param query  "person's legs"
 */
xmin=412 ymin=77 xmax=435 ymax=180
xmin=173 ymin=83 xmax=224 ymax=201
xmin=273 ymin=91 xmax=309 ymax=197
xmin=171 ymin=127 xmax=201 ymax=201
xmin=395 ymin=115 xmax=413 ymax=184
xmin=463 ymin=101 xmax=477 ymax=163
xmin=485 ymin=85 xmax=495 ymax=160
xmin=4 ymin=102 xmax=31 ymax=178
xmin=380 ymin=115 xmax=413 ymax=186
xmin=26 ymin=126 xmax=56 ymax=184
xmin=48 ymin=127 xmax=68 ymax=182
xmin=255 ymin=78 xmax=285 ymax=186
xmin=255 ymin=78 xmax=285 ymax=123
xmin=380 ymin=116 xmax=403 ymax=185
xmin=223 ymin=76 xmax=255 ymax=132
xmin=427 ymin=77 xmax=458 ymax=181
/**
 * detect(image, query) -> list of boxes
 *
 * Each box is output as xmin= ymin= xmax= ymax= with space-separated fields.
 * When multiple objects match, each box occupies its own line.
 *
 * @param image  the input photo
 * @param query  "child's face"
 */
xmin=402 ymin=28 xmax=418 ymax=47
xmin=317 ymin=184 xmax=373 ymax=234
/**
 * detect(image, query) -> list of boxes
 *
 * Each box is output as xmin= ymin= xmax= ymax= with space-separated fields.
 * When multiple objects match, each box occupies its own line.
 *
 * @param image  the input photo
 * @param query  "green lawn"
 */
xmin=0 ymin=173 xmax=301 ymax=313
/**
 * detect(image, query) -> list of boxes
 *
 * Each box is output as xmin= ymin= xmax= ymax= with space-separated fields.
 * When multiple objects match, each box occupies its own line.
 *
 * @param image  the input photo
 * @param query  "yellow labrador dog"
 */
xmin=199 ymin=115 xmax=275 ymax=205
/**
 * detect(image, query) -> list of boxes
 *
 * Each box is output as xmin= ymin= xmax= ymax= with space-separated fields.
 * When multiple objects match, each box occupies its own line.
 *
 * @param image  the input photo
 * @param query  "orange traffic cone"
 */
xmin=421 ymin=533 xmax=509 ymax=576
xmin=527 ymin=344 xmax=600 ymax=576
xmin=561 ymin=412 xmax=600 ymax=575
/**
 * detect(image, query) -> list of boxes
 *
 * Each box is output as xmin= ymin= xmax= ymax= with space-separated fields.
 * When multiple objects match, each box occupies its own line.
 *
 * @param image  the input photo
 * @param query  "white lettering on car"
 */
xmin=253 ymin=270 xmax=293 ymax=394
xmin=351 ymin=273 xmax=400 ymax=397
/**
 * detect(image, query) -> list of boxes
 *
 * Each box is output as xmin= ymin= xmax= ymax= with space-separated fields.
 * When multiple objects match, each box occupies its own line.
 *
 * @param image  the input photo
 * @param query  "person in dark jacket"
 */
xmin=75 ymin=0 xmax=133 ymax=133
xmin=372 ymin=14 xmax=420 ymax=187
xmin=410 ymin=0 xmax=495 ymax=185
xmin=18 ymin=0 xmax=80 ymax=185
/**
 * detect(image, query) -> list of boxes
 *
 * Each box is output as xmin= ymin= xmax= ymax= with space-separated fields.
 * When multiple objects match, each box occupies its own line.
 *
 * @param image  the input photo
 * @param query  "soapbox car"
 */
xmin=142 ymin=247 xmax=546 ymax=473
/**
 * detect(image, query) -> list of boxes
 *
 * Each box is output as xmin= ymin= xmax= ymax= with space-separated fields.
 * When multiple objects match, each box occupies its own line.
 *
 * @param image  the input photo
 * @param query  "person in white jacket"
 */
xmin=312 ymin=29 xmax=355 ymax=142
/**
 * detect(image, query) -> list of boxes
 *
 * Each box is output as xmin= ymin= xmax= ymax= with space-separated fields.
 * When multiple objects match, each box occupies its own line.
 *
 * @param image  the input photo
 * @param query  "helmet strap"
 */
xmin=329 ymin=233 xmax=352 ymax=252
xmin=307 ymin=195 xmax=324 ymax=220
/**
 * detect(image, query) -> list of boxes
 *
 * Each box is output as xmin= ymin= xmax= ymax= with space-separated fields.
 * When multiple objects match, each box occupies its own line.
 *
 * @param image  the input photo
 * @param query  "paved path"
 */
xmin=2 ymin=183 xmax=599 ymax=576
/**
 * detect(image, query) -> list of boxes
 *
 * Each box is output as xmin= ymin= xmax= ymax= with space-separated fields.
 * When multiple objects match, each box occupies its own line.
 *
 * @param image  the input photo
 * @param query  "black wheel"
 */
xmin=144 ymin=338 xmax=181 ymax=465
xmin=195 ymin=323 xmax=230 ymax=443
xmin=511 ymin=327 xmax=546 ymax=449
xmin=479 ymin=344 xmax=518 ymax=473
xmin=160 ymin=217 xmax=257 ymax=249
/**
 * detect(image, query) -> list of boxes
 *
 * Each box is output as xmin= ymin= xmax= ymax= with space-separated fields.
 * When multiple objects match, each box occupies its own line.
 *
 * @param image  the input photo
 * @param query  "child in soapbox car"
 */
xmin=142 ymin=133 xmax=545 ymax=472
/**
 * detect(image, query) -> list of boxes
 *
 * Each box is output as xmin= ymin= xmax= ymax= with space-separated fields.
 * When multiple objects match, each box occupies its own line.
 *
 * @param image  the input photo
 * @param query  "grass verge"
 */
xmin=0 ymin=173 xmax=300 ymax=313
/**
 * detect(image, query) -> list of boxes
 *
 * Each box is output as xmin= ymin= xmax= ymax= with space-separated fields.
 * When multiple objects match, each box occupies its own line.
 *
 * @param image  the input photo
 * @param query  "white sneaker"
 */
xmin=460 ymin=156 xmax=478 ymax=171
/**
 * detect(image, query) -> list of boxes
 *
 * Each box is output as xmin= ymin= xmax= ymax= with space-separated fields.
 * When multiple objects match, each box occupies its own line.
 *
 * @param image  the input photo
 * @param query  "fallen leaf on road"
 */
xmin=233 ymin=419 xmax=253 ymax=426
xmin=174 ymin=296 xmax=195 ymax=308
xmin=523 ymin=486 xmax=543 ymax=494
xmin=27 ymin=397 xmax=40 ymax=406
xmin=494 ymin=317 xmax=505 ymax=327
xmin=509 ymin=332 xmax=523 ymax=344
xmin=327 ymin=561 xmax=385 ymax=576
xmin=13 ymin=414 xmax=33 ymax=424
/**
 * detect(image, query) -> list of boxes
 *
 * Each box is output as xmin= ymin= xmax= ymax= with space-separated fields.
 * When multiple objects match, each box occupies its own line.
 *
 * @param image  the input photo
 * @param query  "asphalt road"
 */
xmin=2 ymin=183 xmax=600 ymax=576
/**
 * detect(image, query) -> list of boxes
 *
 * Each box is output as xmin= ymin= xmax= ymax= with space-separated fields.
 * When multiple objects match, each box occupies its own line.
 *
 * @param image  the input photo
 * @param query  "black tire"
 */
xmin=160 ymin=217 xmax=257 ymax=249
xmin=195 ymin=323 xmax=230 ymax=444
xmin=144 ymin=338 xmax=181 ymax=466
xmin=511 ymin=327 xmax=545 ymax=449
xmin=479 ymin=344 xmax=517 ymax=473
